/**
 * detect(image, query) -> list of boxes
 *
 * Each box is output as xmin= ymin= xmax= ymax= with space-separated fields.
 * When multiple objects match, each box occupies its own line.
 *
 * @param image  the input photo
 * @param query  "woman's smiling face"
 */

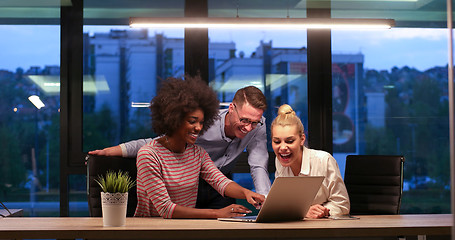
xmin=174 ymin=108 xmax=204 ymax=145
xmin=271 ymin=125 xmax=305 ymax=168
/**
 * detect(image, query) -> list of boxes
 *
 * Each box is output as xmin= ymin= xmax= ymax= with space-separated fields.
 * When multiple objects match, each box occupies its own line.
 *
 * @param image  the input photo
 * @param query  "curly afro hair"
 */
xmin=149 ymin=76 xmax=220 ymax=136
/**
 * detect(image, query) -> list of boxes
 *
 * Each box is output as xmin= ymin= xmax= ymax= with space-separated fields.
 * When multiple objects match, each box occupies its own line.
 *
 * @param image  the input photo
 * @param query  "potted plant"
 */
xmin=95 ymin=170 xmax=135 ymax=227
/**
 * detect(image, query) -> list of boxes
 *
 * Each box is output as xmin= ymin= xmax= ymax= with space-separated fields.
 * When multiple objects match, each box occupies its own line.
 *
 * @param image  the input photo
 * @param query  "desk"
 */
xmin=0 ymin=214 xmax=451 ymax=239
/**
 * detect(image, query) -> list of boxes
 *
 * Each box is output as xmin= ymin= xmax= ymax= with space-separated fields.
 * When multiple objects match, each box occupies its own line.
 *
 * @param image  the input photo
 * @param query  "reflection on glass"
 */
xmin=209 ymin=29 xmax=309 ymax=129
xmin=69 ymin=175 xmax=88 ymax=216
xmin=0 ymin=25 xmax=60 ymax=216
xmin=82 ymin=27 xmax=184 ymax=152
xmin=332 ymin=61 xmax=361 ymax=154
xmin=332 ymin=28 xmax=450 ymax=214
xmin=209 ymin=29 xmax=309 ymax=190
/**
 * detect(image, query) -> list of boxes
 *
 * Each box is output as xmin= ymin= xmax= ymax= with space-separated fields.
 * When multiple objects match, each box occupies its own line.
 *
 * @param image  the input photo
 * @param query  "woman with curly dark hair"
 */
xmin=148 ymin=77 xmax=219 ymax=138
xmin=134 ymin=76 xmax=265 ymax=219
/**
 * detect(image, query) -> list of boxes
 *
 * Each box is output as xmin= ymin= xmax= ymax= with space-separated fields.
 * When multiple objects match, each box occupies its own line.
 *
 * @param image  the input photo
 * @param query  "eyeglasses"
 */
xmin=233 ymin=104 xmax=263 ymax=128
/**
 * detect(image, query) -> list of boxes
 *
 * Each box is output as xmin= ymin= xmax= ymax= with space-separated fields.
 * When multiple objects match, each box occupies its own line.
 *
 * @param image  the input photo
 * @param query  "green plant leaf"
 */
xmin=95 ymin=170 xmax=136 ymax=193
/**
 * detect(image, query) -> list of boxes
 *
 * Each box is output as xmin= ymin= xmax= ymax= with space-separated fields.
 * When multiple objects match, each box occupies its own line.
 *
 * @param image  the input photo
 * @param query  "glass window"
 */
xmin=332 ymin=28 xmax=450 ymax=214
xmin=209 ymin=29 xmax=308 ymax=190
xmin=82 ymin=26 xmax=184 ymax=152
xmin=83 ymin=0 xmax=185 ymax=152
xmin=330 ymin=1 xmax=446 ymax=28
xmin=208 ymin=2 xmax=306 ymax=18
xmin=209 ymin=28 xmax=308 ymax=129
xmin=69 ymin=174 xmax=88 ymax=216
xmin=0 ymin=0 xmax=449 ymax=218
xmin=0 ymin=24 xmax=61 ymax=216
xmin=79 ymin=0 xmax=185 ymax=216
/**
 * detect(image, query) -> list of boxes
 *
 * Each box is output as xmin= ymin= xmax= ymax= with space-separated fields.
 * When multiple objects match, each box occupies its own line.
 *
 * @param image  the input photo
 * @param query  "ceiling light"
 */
xmin=130 ymin=17 xmax=395 ymax=30
xmin=131 ymin=102 xmax=150 ymax=108
xmin=28 ymin=95 xmax=45 ymax=109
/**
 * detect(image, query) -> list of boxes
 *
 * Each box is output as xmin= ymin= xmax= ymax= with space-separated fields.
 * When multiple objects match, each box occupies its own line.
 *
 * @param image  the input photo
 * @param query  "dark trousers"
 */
xmin=195 ymin=174 xmax=236 ymax=209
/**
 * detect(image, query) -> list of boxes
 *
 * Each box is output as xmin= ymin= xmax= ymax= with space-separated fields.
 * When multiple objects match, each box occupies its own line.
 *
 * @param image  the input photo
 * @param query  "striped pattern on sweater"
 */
xmin=134 ymin=139 xmax=232 ymax=218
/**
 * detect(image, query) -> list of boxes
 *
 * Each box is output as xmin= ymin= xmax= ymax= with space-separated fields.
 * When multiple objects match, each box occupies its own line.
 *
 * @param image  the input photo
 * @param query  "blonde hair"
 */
xmin=271 ymin=104 xmax=305 ymax=136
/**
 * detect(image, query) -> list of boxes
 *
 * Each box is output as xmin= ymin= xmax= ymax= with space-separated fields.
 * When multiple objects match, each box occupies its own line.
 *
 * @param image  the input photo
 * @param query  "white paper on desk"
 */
xmin=329 ymin=215 xmax=360 ymax=220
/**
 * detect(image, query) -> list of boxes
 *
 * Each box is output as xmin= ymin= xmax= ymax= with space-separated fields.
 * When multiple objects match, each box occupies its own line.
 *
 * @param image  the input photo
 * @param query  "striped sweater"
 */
xmin=134 ymin=139 xmax=232 ymax=218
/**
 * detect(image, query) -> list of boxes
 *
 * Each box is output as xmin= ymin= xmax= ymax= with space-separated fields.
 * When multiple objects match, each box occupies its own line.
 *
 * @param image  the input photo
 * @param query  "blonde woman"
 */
xmin=270 ymin=104 xmax=350 ymax=218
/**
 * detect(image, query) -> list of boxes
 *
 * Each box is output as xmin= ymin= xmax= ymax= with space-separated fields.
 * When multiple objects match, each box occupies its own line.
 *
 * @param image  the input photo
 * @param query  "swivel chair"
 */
xmin=344 ymin=155 xmax=405 ymax=215
xmin=86 ymin=154 xmax=137 ymax=217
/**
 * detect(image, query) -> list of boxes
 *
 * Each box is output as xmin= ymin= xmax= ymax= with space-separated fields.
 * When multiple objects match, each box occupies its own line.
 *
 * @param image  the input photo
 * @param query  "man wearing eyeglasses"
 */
xmin=89 ymin=86 xmax=271 ymax=209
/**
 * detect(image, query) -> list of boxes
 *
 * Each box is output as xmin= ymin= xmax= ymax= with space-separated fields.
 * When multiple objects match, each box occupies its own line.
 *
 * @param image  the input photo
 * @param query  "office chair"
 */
xmin=344 ymin=155 xmax=405 ymax=215
xmin=86 ymin=154 xmax=137 ymax=217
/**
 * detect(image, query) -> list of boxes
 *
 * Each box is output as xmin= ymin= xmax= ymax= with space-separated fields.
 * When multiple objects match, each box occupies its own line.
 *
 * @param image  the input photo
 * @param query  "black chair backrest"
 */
xmin=344 ymin=155 xmax=404 ymax=215
xmin=86 ymin=154 xmax=137 ymax=217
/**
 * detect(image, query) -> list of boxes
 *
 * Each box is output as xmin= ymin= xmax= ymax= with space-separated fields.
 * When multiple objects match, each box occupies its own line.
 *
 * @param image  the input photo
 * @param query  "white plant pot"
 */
xmin=101 ymin=192 xmax=128 ymax=227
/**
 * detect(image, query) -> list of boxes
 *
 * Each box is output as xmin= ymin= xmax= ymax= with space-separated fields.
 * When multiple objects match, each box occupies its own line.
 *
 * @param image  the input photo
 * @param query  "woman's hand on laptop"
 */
xmin=306 ymin=204 xmax=330 ymax=219
xmin=218 ymin=204 xmax=252 ymax=217
xmin=245 ymin=191 xmax=265 ymax=210
xmin=223 ymin=182 xmax=265 ymax=210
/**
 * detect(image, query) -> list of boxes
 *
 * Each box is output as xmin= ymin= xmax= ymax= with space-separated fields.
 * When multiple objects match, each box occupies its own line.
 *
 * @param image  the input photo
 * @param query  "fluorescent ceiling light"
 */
xmin=131 ymin=102 xmax=150 ymax=108
xmin=130 ymin=17 xmax=395 ymax=29
xmin=27 ymin=75 xmax=111 ymax=95
xmin=28 ymin=95 xmax=45 ymax=109
xmin=220 ymin=102 xmax=230 ymax=107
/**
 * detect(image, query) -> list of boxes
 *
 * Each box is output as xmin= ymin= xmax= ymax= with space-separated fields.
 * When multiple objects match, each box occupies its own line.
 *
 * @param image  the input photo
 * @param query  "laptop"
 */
xmin=218 ymin=176 xmax=324 ymax=223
